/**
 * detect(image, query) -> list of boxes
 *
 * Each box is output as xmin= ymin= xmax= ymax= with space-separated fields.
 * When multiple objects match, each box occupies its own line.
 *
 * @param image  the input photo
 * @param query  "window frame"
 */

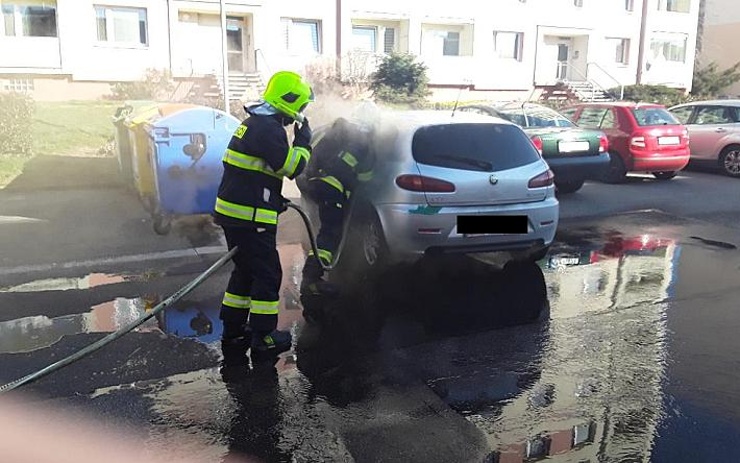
xmin=1 ymin=2 xmax=58 ymax=38
xmin=493 ymin=30 xmax=524 ymax=62
xmin=649 ymin=34 xmax=688 ymax=63
xmin=94 ymin=5 xmax=148 ymax=47
xmin=281 ymin=17 xmax=322 ymax=54
xmin=658 ymin=0 xmax=691 ymax=13
xmin=607 ymin=37 xmax=630 ymax=65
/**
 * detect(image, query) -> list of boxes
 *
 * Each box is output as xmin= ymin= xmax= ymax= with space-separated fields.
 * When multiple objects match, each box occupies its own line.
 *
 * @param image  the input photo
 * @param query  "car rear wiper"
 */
xmin=430 ymin=154 xmax=493 ymax=171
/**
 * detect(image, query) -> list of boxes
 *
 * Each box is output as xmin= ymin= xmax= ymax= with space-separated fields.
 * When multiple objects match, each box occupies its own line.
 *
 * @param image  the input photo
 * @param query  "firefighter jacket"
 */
xmin=306 ymin=121 xmax=374 ymax=199
xmin=214 ymin=113 xmax=311 ymax=230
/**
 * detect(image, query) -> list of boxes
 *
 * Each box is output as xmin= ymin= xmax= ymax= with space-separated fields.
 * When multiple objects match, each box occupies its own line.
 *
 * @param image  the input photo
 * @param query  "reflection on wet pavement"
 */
xmin=17 ymin=225 xmax=729 ymax=462
xmin=0 ymin=273 xmax=128 ymax=293
xmin=0 ymin=296 xmax=160 ymax=354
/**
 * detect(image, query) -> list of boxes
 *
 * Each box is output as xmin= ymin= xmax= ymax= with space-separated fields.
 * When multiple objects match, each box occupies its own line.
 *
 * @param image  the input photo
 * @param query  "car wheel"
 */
xmin=652 ymin=171 xmax=677 ymax=180
xmin=603 ymin=153 xmax=627 ymax=184
xmin=361 ymin=215 xmax=388 ymax=270
xmin=555 ymin=179 xmax=585 ymax=194
xmin=719 ymin=145 xmax=740 ymax=178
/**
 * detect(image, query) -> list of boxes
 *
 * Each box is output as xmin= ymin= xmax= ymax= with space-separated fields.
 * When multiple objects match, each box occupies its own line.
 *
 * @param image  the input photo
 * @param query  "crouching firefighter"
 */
xmin=297 ymin=117 xmax=374 ymax=297
xmin=214 ymin=70 xmax=314 ymax=366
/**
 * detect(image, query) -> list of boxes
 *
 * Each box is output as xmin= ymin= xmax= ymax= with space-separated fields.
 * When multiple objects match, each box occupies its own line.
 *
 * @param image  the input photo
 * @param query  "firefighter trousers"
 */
xmin=301 ymin=178 xmax=347 ymax=280
xmin=220 ymin=225 xmax=282 ymax=337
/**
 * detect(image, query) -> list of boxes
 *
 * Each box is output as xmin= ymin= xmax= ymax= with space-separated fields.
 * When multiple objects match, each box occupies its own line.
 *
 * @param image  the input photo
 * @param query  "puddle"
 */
xmin=0 ymin=272 xmax=145 ymax=293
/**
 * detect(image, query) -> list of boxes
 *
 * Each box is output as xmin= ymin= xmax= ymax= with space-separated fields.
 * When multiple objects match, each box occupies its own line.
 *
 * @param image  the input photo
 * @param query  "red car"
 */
xmin=561 ymin=102 xmax=690 ymax=183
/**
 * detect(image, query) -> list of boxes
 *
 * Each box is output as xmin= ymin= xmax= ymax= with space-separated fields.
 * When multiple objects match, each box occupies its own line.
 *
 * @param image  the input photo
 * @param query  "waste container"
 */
xmin=128 ymin=103 xmax=199 ymax=214
xmin=142 ymin=105 xmax=241 ymax=234
xmin=111 ymin=100 xmax=156 ymax=189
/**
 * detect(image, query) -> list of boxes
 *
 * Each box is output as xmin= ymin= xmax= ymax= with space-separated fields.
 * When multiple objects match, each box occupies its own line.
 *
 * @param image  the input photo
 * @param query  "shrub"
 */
xmin=0 ymin=92 xmax=34 ymax=158
xmin=616 ymin=84 xmax=689 ymax=107
xmin=691 ymin=61 xmax=740 ymax=97
xmin=110 ymin=68 xmax=175 ymax=101
xmin=370 ymin=53 xmax=430 ymax=106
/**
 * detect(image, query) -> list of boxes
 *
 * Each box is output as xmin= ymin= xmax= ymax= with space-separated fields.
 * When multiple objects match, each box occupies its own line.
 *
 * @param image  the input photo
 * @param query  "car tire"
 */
xmin=555 ymin=179 xmax=585 ymax=194
xmin=360 ymin=214 xmax=388 ymax=271
xmin=603 ymin=152 xmax=627 ymax=184
xmin=652 ymin=171 xmax=677 ymax=180
xmin=719 ymin=145 xmax=740 ymax=178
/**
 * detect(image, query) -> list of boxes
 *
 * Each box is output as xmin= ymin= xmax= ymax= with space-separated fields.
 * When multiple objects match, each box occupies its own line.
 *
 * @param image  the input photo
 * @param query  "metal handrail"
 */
xmin=587 ymin=61 xmax=625 ymax=100
xmin=562 ymin=63 xmax=612 ymax=102
xmin=254 ymin=48 xmax=272 ymax=76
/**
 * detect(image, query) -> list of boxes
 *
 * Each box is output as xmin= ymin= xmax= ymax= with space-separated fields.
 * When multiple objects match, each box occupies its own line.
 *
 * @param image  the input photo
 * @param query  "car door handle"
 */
xmin=715 ymin=128 xmax=727 ymax=133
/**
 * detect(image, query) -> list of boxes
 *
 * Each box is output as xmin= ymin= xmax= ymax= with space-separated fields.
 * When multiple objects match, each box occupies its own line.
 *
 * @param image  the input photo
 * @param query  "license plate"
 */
xmin=658 ymin=136 xmax=680 ymax=145
xmin=456 ymin=215 xmax=529 ymax=235
xmin=558 ymin=140 xmax=590 ymax=153
xmin=549 ymin=256 xmax=581 ymax=267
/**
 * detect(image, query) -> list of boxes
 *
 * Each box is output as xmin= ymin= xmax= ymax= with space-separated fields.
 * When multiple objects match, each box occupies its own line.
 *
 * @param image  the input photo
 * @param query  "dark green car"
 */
xmin=459 ymin=102 xmax=610 ymax=194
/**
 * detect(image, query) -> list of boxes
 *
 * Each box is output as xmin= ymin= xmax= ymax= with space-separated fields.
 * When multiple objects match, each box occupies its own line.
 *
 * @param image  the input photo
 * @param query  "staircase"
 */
xmin=563 ymin=80 xmax=614 ymax=102
xmin=227 ymin=72 xmax=265 ymax=102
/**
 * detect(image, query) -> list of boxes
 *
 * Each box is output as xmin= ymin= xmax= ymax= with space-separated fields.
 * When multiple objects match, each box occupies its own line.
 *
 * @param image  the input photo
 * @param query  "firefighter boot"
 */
xmin=250 ymin=329 xmax=293 ymax=365
xmin=220 ymin=310 xmax=252 ymax=368
xmin=300 ymin=275 xmax=341 ymax=298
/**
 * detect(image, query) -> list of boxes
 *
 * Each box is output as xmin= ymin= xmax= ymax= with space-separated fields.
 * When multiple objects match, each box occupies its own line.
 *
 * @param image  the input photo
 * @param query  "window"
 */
xmin=3 ymin=78 xmax=34 ymax=92
xmin=694 ymin=106 xmax=738 ymax=125
xmin=383 ymin=28 xmax=396 ymax=54
xmin=631 ymin=107 xmax=680 ymax=126
xmin=494 ymin=31 xmax=524 ymax=61
xmin=625 ymin=0 xmax=634 ymax=11
xmin=658 ymin=0 xmax=691 ymax=12
xmin=669 ymin=106 xmax=694 ymax=124
xmin=650 ymin=34 xmax=687 ymax=62
xmin=351 ymin=26 xmax=376 ymax=53
xmin=443 ymin=31 xmax=460 ymax=56
xmin=95 ymin=6 xmax=147 ymax=46
xmin=607 ymin=38 xmax=630 ymax=65
xmin=1 ymin=1 xmax=57 ymax=37
xmin=281 ymin=18 xmax=321 ymax=54
xmin=601 ymin=109 xmax=618 ymax=129
xmin=577 ymin=107 xmax=609 ymax=128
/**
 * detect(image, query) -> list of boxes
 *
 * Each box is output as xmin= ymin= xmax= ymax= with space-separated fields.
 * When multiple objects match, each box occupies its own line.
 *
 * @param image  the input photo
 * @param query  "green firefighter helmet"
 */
xmin=262 ymin=71 xmax=315 ymax=121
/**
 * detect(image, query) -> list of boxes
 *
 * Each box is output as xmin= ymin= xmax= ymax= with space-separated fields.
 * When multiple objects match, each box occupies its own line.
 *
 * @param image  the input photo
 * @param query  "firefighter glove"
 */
xmin=293 ymin=118 xmax=312 ymax=149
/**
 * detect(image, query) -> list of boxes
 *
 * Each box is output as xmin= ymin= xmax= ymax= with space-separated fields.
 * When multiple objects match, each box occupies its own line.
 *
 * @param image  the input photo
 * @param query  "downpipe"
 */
xmin=0 ymin=201 xmax=342 ymax=393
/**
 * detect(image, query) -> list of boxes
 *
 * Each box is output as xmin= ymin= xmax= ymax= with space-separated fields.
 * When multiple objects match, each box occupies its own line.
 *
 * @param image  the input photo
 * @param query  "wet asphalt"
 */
xmin=2 ymin=168 xmax=740 ymax=462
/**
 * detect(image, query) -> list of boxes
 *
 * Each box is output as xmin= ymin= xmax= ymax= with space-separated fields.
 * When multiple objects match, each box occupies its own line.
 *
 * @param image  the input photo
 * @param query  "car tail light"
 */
xmin=630 ymin=136 xmax=646 ymax=148
xmin=395 ymin=174 xmax=456 ymax=192
xmin=528 ymin=169 xmax=555 ymax=188
xmin=599 ymin=134 xmax=609 ymax=153
xmin=531 ymin=135 xmax=544 ymax=155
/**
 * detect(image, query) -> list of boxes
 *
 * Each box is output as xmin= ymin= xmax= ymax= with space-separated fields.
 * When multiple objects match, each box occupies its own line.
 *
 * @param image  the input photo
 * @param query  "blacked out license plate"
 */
xmin=457 ymin=215 xmax=528 ymax=235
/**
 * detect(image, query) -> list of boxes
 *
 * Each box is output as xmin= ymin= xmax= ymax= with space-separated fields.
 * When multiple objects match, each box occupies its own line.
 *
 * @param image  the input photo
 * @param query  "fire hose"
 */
xmin=0 ymin=200 xmax=348 ymax=393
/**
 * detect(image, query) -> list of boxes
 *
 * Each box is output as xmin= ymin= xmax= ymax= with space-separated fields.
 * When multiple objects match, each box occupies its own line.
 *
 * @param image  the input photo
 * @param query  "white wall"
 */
xmin=57 ymin=0 xmax=171 ymax=81
xmin=0 ymin=37 xmax=61 ymax=71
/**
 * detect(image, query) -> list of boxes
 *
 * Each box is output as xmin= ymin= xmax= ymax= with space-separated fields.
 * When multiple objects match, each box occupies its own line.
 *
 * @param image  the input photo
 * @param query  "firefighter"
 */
xmin=215 ymin=70 xmax=314 ymax=366
xmin=297 ymin=117 xmax=374 ymax=297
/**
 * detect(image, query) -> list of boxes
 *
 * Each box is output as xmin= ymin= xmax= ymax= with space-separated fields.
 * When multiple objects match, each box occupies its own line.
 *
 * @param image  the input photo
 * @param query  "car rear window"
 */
xmin=631 ymin=107 xmax=680 ymax=126
xmin=412 ymin=123 xmax=541 ymax=172
xmin=498 ymin=107 xmax=574 ymax=128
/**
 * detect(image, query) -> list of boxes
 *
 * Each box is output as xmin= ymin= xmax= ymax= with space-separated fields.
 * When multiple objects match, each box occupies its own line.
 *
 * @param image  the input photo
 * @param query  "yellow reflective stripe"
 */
xmin=222 ymin=292 xmax=251 ymax=309
xmin=357 ymin=170 xmax=374 ymax=182
xmin=340 ymin=151 xmax=359 ymax=168
xmin=250 ymin=299 xmax=279 ymax=315
xmin=223 ymin=149 xmax=281 ymax=179
xmin=308 ymin=248 xmax=333 ymax=264
xmin=234 ymin=124 xmax=248 ymax=139
xmin=215 ymin=197 xmax=278 ymax=225
xmin=318 ymin=175 xmax=344 ymax=193
xmin=275 ymin=146 xmax=309 ymax=177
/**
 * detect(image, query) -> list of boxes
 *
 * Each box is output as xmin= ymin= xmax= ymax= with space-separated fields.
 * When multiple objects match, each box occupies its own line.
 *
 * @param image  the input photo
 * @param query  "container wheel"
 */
xmin=153 ymin=214 xmax=172 ymax=235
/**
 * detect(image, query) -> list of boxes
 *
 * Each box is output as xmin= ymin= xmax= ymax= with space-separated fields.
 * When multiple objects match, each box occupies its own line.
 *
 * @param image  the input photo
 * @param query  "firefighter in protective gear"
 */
xmin=215 ymin=70 xmax=314 ymax=366
xmin=297 ymin=117 xmax=374 ymax=297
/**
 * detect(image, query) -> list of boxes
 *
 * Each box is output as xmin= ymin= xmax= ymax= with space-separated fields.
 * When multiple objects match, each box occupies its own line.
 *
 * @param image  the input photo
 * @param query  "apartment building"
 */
xmin=0 ymin=0 xmax=701 ymax=101
xmin=698 ymin=0 xmax=740 ymax=97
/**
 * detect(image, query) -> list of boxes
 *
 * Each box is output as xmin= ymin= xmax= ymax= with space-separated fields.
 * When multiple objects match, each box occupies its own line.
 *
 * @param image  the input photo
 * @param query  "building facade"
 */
xmin=698 ymin=0 xmax=740 ymax=97
xmin=0 ymin=0 xmax=701 ymax=101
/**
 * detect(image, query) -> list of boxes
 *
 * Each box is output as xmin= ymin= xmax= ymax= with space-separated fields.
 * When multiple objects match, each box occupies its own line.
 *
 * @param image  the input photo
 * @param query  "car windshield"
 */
xmin=497 ymin=106 xmax=575 ymax=128
xmin=412 ymin=123 xmax=541 ymax=172
xmin=631 ymin=107 xmax=681 ymax=126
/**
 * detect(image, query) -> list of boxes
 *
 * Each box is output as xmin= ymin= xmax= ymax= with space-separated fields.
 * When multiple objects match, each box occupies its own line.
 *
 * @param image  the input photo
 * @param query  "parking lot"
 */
xmin=1 ymin=159 xmax=739 ymax=462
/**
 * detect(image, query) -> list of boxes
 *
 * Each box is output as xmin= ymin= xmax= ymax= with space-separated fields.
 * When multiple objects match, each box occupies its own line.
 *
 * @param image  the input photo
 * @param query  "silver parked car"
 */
xmin=669 ymin=100 xmax=740 ymax=177
xmin=301 ymin=110 xmax=559 ymax=273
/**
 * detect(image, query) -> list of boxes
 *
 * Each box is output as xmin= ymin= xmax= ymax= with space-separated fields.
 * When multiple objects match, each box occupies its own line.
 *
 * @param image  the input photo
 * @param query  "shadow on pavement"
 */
xmin=4 ymin=155 xmax=124 ymax=192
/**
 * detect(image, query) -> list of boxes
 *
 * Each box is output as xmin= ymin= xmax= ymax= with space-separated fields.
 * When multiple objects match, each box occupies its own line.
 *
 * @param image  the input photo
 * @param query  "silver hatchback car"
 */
xmin=669 ymin=100 xmax=740 ymax=177
xmin=301 ymin=110 xmax=559 ymax=272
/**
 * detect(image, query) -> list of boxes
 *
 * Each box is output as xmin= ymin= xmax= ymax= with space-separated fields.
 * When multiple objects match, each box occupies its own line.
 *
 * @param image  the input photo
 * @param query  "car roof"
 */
xmin=375 ymin=109 xmax=515 ymax=131
xmin=568 ymin=101 xmax=667 ymax=108
xmin=671 ymin=99 xmax=740 ymax=107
